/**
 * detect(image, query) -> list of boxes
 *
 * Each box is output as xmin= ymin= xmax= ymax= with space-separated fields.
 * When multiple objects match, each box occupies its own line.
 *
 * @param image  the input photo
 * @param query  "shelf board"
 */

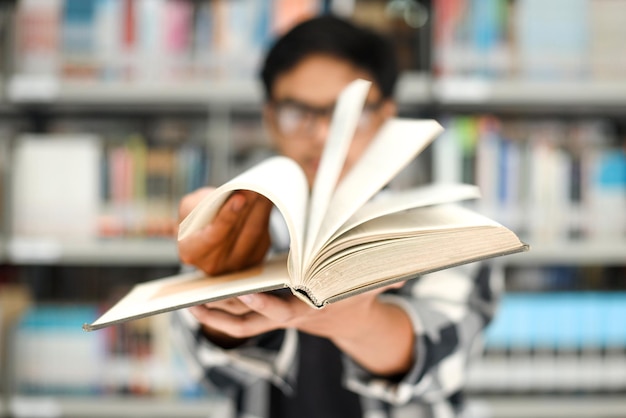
xmin=9 ymin=395 xmax=232 ymax=418
xmin=6 ymin=76 xmax=263 ymax=108
xmin=7 ymin=237 xmax=180 ymax=265
xmin=8 ymin=394 xmax=626 ymax=418
xmin=7 ymin=74 xmax=626 ymax=110
xmin=4 ymin=72 xmax=433 ymax=109
xmin=498 ymin=241 xmax=626 ymax=266
xmin=467 ymin=395 xmax=626 ymax=418
xmin=433 ymin=78 xmax=626 ymax=110
xmin=395 ymin=71 xmax=433 ymax=105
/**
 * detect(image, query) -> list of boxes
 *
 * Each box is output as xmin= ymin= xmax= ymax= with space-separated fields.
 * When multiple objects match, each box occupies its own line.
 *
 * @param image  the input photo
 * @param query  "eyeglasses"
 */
xmin=270 ymin=99 xmax=384 ymax=137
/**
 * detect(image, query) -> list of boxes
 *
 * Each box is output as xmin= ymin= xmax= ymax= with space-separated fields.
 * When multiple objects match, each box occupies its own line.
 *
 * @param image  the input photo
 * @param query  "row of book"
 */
xmin=10 ymin=133 xmax=210 ymax=240
xmin=466 ymin=291 xmax=626 ymax=393
xmin=11 ymin=303 xmax=204 ymax=397
xmin=433 ymin=0 xmax=626 ymax=80
xmin=6 ymin=115 xmax=626 ymax=243
xmin=433 ymin=116 xmax=626 ymax=244
xmin=505 ymin=265 xmax=626 ymax=293
xmin=10 ymin=290 xmax=626 ymax=396
xmin=13 ymin=0 xmax=320 ymax=82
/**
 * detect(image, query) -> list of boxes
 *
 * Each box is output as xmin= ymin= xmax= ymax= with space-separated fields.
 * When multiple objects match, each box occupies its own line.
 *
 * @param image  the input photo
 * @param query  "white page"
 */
xmin=330 ymin=183 xmax=481 ymax=241
xmin=337 ymin=204 xmax=504 ymax=243
xmin=307 ymin=119 xmax=444 ymax=264
xmin=303 ymin=79 xmax=371 ymax=263
xmin=85 ymin=255 xmax=290 ymax=331
xmin=178 ymin=156 xmax=309 ymax=276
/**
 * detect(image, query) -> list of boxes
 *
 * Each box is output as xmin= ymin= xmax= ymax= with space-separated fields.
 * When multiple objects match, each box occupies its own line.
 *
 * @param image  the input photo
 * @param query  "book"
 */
xmin=84 ymin=79 xmax=528 ymax=331
xmin=11 ymin=133 xmax=102 ymax=240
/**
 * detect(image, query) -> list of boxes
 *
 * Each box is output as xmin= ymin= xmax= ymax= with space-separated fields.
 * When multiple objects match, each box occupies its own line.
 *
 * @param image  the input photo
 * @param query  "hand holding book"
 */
xmin=177 ymin=187 xmax=273 ymax=275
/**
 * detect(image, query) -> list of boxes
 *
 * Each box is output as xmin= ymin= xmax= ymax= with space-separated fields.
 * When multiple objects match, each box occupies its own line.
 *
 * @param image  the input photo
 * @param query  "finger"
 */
xmin=190 ymin=305 xmax=276 ymax=339
xmin=178 ymin=192 xmax=252 ymax=273
xmin=188 ymin=305 xmax=254 ymax=346
xmin=224 ymin=195 xmax=273 ymax=271
xmin=237 ymin=293 xmax=302 ymax=325
xmin=201 ymin=298 xmax=253 ymax=316
xmin=178 ymin=187 xmax=215 ymax=222
xmin=202 ymin=191 xmax=267 ymax=273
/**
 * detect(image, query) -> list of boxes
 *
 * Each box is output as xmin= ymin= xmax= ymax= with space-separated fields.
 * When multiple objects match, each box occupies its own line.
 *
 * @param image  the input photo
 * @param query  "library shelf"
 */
xmin=3 ymin=237 xmax=625 ymax=268
xmin=394 ymin=71 xmax=432 ymax=106
xmin=13 ymin=74 xmax=625 ymax=112
xmin=499 ymin=241 xmax=626 ymax=266
xmin=4 ymin=72 xmax=433 ymax=109
xmin=433 ymin=78 xmax=626 ymax=111
xmin=6 ymin=76 xmax=264 ymax=108
xmin=8 ymin=395 xmax=232 ymax=418
xmin=6 ymin=237 xmax=179 ymax=266
xmin=467 ymin=395 xmax=626 ymax=418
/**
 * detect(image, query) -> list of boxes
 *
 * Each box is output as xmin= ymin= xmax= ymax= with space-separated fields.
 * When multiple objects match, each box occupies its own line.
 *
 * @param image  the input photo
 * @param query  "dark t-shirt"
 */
xmin=269 ymin=332 xmax=362 ymax=418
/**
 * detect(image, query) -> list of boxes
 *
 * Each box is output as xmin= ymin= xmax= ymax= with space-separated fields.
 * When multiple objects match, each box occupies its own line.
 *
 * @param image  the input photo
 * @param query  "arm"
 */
xmin=176 ymin=188 xmax=414 ymax=378
xmin=343 ymin=263 xmax=501 ymax=405
xmin=173 ymin=188 xmax=298 ymax=393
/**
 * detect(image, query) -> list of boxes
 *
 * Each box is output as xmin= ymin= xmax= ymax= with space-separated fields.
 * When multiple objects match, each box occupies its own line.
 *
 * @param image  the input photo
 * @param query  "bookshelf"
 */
xmin=427 ymin=0 xmax=626 ymax=411
xmin=0 ymin=0 xmax=625 ymax=417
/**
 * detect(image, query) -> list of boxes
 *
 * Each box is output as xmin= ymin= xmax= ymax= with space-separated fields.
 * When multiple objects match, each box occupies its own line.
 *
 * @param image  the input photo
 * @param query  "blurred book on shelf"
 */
xmin=13 ymin=0 xmax=62 ymax=77
xmin=9 ymin=129 xmax=211 ymax=243
xmin=11 ymin=0 xmax=324 ymax=85
xmin=99 ymin=136 xmax=209 ymax=238
xmin=432 ymin=0 xmax=626 ymax=81
xmin=467 ymin=290 xmax=626 ymax=394
xmin=589 ymin=0 xmax=626 ymax=79
xmin=432 ymin=115 xmax=626 ymax=245
xmin=10 ymin=134 xmax=103 ymax=240
xmin=11 ymin=303 xmax=204 ymax=397
xmin=505 ymin=265 xmax=626 ymax=293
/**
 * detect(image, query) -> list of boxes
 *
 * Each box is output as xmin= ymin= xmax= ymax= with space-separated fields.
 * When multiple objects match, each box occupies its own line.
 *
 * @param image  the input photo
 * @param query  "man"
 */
xmin=173 ymin=15 xmax=497 ymax=418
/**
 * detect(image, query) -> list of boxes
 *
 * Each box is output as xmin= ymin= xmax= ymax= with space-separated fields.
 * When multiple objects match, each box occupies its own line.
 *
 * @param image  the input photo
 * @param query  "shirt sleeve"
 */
xmin=170 ymin=308 xmax=299 ymax=395
xmin=342 ymin=262 xmax=502 ymax=405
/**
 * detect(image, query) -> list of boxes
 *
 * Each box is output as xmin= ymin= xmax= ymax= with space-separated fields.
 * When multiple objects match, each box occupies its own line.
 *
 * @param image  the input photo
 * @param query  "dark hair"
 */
xmin=260 ymin=15 xmax=398 ymax=101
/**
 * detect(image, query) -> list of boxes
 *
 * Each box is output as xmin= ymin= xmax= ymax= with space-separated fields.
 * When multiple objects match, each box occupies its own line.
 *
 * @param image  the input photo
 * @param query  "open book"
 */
xmin=84 ymin=79 xmax=528 ymax=332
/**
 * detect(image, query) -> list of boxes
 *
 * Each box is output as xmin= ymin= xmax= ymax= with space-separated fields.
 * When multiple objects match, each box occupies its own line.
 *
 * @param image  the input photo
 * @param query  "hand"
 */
xmin=189 ymin=281 xmax=413 ymax=376
xmin=177 ymin=187 xmax=273 ymax=275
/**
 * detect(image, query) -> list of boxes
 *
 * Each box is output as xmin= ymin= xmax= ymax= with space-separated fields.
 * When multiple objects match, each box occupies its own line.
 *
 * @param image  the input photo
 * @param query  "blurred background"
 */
xmin=0 ymin=0 xmax=625 ymax=417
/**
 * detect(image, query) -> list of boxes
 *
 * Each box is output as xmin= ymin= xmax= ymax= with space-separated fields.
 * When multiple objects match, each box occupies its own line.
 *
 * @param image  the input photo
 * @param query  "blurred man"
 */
xmin=173 ymin=15 xmax=497 ymax=418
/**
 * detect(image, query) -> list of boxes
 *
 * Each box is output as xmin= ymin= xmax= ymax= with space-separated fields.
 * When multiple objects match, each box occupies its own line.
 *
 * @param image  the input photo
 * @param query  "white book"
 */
xmin=11 ymin=134 xmax=102 ymax=240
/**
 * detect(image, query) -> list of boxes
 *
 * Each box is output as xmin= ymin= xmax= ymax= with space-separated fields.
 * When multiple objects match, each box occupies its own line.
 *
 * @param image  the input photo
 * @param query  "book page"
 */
xmin=84 ymin=255 xmax=290 ymax=331
xmin=178 ymin=156 xmax=309 ymax=275
xmin=304 ymin=205 xmax=527 ymax=304
xmin=303 ymin=79 xmax=371 ymax=267
xmin=307 ymin=119 xmax=444 ymax=264
xmin=329 ymin=183 xmax=481 ymax=241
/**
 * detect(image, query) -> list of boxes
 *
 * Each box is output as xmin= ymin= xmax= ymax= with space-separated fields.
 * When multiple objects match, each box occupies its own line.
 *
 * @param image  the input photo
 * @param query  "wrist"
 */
xmin=201 ymin=324 xmax=249 ymax=349
xmin=331 ymin=298 xmax=415 ymax=376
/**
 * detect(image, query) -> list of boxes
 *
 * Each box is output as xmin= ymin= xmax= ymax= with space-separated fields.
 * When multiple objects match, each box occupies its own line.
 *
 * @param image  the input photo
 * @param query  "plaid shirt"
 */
xmin=172 ymin=211 xmax=501 ymax=418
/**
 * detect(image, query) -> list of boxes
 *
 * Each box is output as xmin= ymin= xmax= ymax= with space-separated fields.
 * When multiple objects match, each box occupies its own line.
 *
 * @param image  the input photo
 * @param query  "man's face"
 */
xmin=264 ymin=54 xmax=396 ymax=187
